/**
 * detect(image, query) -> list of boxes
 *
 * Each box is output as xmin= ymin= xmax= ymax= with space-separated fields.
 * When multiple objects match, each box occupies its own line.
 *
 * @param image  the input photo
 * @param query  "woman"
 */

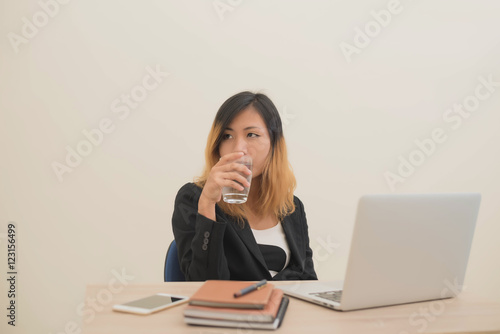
xmin=172 ymin=91 xmax=317 ymax=281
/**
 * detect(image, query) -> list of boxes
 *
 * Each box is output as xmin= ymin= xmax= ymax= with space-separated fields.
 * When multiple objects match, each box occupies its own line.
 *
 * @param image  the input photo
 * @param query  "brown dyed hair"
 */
xmin=194 ymin=91 xmax=296 ymax=224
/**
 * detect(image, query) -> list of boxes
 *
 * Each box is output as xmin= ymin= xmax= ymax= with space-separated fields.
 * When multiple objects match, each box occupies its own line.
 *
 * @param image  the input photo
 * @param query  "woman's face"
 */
xmin=218 ymin=106 xmax=271 ymax=178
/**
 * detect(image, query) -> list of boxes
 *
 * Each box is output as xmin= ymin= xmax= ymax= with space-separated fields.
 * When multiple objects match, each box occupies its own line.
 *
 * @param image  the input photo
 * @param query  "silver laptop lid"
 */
xmin=340 ymin=193 xmax=481 ymax=311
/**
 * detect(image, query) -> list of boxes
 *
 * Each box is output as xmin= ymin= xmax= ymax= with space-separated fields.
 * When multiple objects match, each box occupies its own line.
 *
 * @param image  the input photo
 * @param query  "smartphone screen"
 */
xmin=122 ymin=294 xmax=184 ymax=310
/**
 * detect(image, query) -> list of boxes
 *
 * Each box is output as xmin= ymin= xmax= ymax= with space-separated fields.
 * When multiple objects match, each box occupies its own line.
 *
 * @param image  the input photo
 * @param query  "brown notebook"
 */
xmin=189 ymin=280 xmax=275 ymax=309
xmin=185 ymin=289 xmax=284 ymax=322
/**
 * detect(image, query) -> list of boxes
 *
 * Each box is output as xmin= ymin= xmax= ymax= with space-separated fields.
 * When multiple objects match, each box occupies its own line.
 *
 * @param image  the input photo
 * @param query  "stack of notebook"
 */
xmin=184 ymin=280 xmax=289 ymax=330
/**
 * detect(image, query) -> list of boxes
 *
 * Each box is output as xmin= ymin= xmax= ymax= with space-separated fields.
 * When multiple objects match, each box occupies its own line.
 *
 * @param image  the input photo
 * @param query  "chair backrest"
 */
xmin=164 ymin=240 xmax=186 ymax=282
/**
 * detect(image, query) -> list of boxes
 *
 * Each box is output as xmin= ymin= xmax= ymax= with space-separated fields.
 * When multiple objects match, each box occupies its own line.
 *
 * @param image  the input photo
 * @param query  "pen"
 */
xmin=233 ymin=279 xmax=267 ymax=298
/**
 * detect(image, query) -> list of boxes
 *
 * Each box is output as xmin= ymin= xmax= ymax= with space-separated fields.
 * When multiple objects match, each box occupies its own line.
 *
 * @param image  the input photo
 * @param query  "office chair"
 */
xmin=164 ymin=240 xmax=186 ymax=282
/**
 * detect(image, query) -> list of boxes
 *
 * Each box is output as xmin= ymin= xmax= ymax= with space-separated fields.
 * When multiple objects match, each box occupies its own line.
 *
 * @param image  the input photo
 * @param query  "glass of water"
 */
xmin=222 ymin=155 xmax=252 ymax=204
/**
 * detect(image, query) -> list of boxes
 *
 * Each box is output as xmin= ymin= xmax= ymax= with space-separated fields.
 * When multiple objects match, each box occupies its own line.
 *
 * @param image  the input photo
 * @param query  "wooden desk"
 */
xmin=82 ymin=282 xmax=500 ymax=334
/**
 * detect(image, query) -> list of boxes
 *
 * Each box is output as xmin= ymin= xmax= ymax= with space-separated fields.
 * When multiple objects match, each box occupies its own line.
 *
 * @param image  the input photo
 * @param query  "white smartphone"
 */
xmin=112 ymin=293 xmax=189 ymax=315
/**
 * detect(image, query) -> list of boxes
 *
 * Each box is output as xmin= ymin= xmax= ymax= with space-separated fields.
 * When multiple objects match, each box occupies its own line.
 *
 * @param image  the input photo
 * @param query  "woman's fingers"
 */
xmin=221 ymin=179 xmax=245 ymax=191
xmin=218 ymin=151 xmax=244 ymax=165
xmin=221 ymin=172 xmax=250 ymax=188
xmin=203 ymin=152 xmax=252 ymax=201
xmin=217 ymin=162 xmax=252 ymax=176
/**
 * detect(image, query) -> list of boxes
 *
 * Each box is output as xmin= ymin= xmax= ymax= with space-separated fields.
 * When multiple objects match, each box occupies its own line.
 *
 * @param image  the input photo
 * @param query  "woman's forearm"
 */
xmin=198 ymin=193 xmax=217 ymax=221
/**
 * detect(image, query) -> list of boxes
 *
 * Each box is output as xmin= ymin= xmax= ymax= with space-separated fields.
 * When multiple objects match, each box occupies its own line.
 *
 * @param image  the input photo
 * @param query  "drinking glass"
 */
xmin=222 ymin=155 xmax=252 ymax=204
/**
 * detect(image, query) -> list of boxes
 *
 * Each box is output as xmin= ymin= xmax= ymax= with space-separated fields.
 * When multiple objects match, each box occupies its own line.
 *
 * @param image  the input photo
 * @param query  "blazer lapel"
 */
xmin=230 ymin=220 xmax=269 ymax=271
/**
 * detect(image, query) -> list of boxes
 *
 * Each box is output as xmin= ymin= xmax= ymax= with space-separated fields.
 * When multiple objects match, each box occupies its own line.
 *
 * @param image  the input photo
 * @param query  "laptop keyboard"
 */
xmin=310 ymin=290 xmax=343 ymax=303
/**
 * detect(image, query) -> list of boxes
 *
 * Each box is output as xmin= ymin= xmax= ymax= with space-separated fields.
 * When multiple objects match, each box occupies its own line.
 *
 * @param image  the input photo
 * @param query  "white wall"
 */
xmin=1 ymin=0 xmax=499 ymax=332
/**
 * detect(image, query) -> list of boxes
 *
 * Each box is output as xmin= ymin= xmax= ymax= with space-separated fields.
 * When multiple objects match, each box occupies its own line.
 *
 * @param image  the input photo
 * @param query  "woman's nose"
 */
xmin=234 ymin=137 xmax=248 ymax=153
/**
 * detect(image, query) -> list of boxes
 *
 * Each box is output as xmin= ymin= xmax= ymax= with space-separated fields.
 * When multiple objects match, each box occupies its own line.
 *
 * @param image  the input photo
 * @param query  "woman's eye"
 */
xmin=222 ymin=133 xmax=258 ymax=140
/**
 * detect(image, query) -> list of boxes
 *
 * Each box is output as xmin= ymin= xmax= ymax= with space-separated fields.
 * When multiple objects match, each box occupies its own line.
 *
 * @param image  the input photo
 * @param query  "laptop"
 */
xmin=278 ymin=193 xmax=481 ymax=311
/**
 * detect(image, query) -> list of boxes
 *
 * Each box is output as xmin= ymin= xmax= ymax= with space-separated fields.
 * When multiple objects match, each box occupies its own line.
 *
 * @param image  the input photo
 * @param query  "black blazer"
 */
xmin=171 ymin=182 xmax=317 ymax=281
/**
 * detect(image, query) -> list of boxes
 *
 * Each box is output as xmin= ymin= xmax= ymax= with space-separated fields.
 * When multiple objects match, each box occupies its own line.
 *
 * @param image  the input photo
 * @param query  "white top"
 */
xmin=251 ymin=222 xmax=291 ymax=277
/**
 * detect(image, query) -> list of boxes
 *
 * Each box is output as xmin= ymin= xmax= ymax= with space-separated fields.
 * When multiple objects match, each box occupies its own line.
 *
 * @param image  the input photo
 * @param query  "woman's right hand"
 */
xmin=200 ymin=151 xmax=252 ymax=205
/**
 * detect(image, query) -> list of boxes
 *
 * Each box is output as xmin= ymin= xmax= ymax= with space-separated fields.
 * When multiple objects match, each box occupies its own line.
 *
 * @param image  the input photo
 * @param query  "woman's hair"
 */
xmin=194 ymin=91 xmax=296 ymax=223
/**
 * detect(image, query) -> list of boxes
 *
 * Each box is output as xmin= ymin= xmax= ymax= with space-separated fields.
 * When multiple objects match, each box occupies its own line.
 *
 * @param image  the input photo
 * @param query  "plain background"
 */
xmin=1 ymin=1 xmax=500 ymax=333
